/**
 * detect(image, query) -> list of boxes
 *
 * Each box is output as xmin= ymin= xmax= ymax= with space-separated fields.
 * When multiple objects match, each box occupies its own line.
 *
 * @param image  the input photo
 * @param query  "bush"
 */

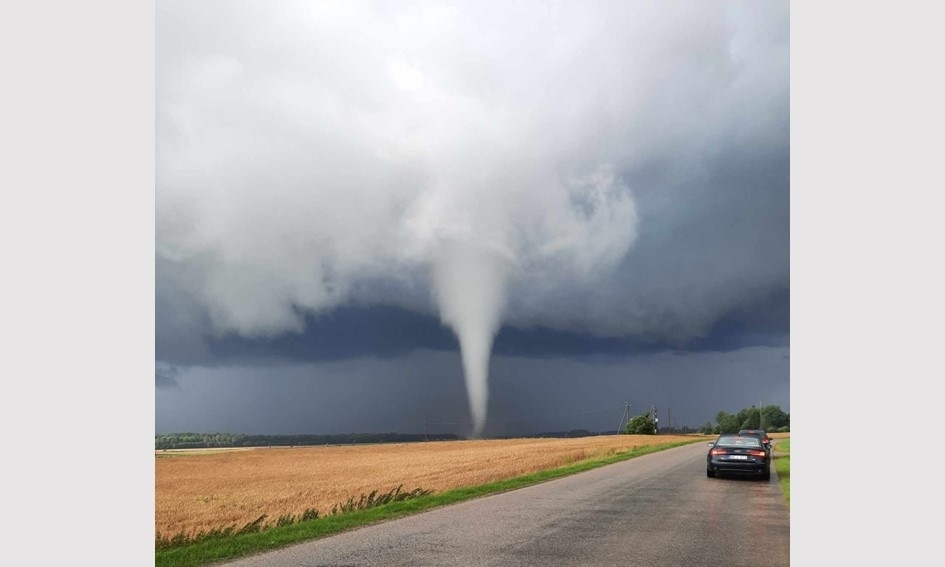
xmin=624 ymin=414 xmax=657 ymax=435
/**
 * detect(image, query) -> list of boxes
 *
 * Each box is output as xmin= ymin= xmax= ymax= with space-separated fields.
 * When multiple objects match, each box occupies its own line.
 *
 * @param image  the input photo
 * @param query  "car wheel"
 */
xmin=761 ymin=471 xmax=771 ymax=481
xmin=707 ymin=468 xmax=716 ymax=478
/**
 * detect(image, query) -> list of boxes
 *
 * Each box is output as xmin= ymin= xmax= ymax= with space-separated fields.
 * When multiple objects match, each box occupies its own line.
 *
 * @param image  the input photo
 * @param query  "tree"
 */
xmin=624 ymin=413 xmax=657 ymax=435
xmin=715 ymin=411 xmax=740 ymax=434
xmin=741 ymin=407 xmax=761 ymax=430
xmin=707 ymin=405 xmax=790 ymax=435
xmin=761 ymin=405 xmax=789 ymax=429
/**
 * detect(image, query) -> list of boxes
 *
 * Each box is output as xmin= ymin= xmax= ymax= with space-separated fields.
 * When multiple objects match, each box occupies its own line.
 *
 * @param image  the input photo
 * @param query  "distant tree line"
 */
xmin=619 ymin=404 xmax=789 ymax=436
xmin=155 ymin=432 xmax=459 ymax=450
xmin=698 ymin=405 xmax=790 ymax=435
xmin=156 ymin=406 xmax=788 ymax=449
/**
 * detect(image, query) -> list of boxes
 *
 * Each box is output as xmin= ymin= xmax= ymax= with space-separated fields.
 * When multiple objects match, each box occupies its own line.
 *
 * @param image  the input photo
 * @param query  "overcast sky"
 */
xmin=155 ymin=0 xmax=790 ymax=437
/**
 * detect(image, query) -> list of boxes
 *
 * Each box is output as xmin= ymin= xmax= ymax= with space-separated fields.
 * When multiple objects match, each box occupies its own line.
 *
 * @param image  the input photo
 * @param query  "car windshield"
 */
xmin=715 ymin=435 xmax=762 ymax=448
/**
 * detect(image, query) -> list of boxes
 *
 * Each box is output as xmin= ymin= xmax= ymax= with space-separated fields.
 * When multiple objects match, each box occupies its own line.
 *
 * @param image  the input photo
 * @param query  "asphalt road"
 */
xmin=221 ymin=441 xmax=789 ymax=567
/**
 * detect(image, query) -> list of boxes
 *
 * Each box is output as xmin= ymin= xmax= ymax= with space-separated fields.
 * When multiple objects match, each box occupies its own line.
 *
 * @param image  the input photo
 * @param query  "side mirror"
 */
xmin=707 ymin=442 xmax=715 ymax=447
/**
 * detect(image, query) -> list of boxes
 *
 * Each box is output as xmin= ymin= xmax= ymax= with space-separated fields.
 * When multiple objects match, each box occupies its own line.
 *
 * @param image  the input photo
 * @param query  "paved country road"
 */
xmin=220 ymin=441 xmax=789 ymax=567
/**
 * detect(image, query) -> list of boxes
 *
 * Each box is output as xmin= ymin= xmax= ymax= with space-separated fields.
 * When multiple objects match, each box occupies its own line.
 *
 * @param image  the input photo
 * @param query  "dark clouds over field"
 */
xmin=156 ymin=0 xmax=790 ymax=435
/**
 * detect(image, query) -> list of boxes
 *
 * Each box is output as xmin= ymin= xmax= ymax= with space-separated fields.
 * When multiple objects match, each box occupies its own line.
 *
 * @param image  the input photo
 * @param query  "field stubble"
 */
xmin=155 ymin=434 xmax=703 ymax=538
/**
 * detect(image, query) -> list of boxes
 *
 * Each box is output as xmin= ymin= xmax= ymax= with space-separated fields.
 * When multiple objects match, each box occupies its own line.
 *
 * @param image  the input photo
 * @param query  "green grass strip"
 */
xmin=156 ymin=438 xmax=702 ymax=567
xmin=772 ymin=437 xmax=790 ymax=506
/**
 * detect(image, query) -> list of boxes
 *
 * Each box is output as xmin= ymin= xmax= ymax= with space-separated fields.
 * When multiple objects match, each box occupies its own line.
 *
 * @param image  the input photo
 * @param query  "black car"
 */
xmin=738 ymin=429 xmax=772 ymax=450
xmin=706 ymin=434 xmax=771 ymax=480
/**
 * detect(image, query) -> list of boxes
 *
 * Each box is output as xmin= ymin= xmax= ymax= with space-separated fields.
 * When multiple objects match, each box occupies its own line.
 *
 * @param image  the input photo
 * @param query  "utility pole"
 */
xmin=617 ymin=402 xmax=630 ymax=434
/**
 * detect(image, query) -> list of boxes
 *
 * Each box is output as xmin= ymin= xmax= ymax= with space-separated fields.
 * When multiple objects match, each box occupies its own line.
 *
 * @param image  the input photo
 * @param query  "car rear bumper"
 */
xmin=708 ymin=458 xmax=769 ymax=476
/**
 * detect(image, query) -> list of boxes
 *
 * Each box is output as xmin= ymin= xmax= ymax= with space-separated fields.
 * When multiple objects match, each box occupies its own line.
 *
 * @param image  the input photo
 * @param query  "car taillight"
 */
xmin=748 ymin=450 xmax=767 ymax=457
xmin=710 ymin=449 xmax=727 ymax=455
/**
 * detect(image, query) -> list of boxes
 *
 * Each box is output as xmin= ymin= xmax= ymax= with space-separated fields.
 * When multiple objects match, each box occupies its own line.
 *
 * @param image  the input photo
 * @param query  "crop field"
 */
xmin=155 ymin=434 xmax=705 ymax=539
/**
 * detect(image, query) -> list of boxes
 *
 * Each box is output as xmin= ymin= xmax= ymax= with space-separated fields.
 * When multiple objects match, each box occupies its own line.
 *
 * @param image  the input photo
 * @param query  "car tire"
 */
xmin=707 ymin=468 xmax=716 ymax=478
xmin=761 ymin=471 xmax=771 ymax=481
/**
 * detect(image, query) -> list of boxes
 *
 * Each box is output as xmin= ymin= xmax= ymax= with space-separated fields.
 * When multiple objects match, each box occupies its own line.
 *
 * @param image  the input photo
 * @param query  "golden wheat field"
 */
xmin=155 ymin=434 xmax=705 ymax=538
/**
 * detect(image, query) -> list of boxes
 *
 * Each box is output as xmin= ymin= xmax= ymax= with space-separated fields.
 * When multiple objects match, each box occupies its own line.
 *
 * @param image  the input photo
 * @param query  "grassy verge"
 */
xmin=156 ymin=438 xmax=701 ymax=567
xmin=772 ymin=437 xmax=790 ymax=506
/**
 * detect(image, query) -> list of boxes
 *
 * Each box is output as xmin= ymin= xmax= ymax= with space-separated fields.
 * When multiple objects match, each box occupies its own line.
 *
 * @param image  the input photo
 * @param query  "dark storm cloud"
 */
xmin=155 ymin=362 xmax=180 ymax=389
xmin=201 ymin=288 xmax=787 ymax=367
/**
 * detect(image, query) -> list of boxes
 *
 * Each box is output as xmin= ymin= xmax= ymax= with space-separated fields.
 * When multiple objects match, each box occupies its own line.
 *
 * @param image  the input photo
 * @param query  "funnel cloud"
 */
xmin=433 ymin=241 xmax=511 ymax=435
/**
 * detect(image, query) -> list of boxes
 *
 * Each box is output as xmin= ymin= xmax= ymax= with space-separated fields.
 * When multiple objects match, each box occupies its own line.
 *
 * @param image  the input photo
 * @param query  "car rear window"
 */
xmin=716 ymin=436 xmax=762 ymax=448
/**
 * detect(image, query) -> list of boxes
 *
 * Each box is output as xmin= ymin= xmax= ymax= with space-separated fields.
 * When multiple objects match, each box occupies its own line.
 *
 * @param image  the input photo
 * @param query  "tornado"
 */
xmin=432 ymin=240 xmax=511 ymax=437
